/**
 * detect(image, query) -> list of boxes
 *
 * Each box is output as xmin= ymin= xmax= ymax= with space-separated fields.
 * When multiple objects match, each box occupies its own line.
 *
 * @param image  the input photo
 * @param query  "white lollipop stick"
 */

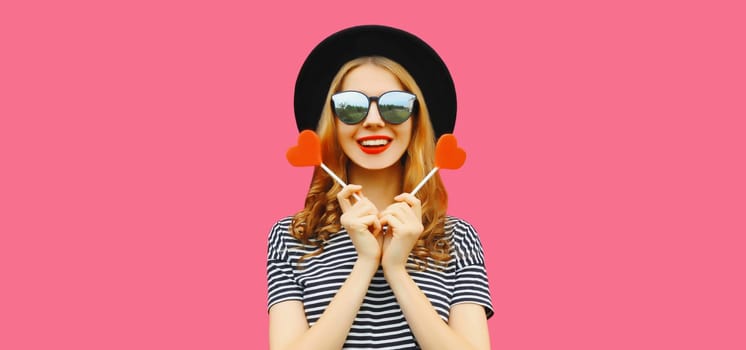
xmin=410 ymin=167 xmax=439 ymax=196
xmin=320 ymin=163 xmax=361 ymax=201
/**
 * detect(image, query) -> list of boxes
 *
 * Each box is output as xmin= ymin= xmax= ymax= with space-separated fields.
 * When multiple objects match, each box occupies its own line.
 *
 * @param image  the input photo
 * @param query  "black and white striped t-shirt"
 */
xmin=266 ymin=216 xmax=493 ymax=349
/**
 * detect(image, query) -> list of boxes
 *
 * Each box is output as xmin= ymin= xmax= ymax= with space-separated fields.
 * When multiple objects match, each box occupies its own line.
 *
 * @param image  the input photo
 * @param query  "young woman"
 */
xmin=267 ymin=25 xmax=493 ymax=350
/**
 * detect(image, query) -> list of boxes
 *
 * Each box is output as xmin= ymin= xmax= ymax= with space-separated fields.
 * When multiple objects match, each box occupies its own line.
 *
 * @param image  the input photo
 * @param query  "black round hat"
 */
xmin=293 ymin=25 xmax=456 ymax=138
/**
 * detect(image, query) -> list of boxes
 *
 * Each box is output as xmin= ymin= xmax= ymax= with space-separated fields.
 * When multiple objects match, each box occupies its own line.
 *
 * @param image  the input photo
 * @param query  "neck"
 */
xmin=348 ymin=161 xmax=404 ymax=211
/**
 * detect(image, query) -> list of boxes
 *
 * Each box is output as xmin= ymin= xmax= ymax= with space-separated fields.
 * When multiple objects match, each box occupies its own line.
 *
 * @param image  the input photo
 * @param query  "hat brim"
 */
xmin=293 ymin=25 xmax=456 ymax=139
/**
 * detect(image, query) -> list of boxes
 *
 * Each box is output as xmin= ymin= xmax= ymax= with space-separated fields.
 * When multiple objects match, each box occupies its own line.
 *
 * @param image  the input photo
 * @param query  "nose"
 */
xmin=362 ymin=101 xmax=385 ymax=128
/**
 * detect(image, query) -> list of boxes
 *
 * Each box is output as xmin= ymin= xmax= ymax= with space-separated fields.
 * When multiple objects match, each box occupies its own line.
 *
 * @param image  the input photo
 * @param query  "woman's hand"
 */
xmin=338 ymin=184 xmax=383 ymax=263
xmin=379 ymin=193 xmax=424 ymax=270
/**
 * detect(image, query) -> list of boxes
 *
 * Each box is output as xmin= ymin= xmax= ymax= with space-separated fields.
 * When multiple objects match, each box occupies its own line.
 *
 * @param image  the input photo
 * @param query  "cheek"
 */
xmin=336 ymin=124 xmax=353 ymax=140
xmin=398 ymin=122 xmax=413 ymax=144
xmin=334 ymin=120 xmax=346 ymax=137
xmin=335 ymin=125 xmax=358 ymax=151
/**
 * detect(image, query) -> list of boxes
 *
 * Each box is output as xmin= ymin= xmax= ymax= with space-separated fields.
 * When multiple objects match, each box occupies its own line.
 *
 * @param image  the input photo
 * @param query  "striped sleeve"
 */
xmin=266 ymin=218 xmax=303 ymax=311
xmin=451 ymin=219 xmax=494 ymax=319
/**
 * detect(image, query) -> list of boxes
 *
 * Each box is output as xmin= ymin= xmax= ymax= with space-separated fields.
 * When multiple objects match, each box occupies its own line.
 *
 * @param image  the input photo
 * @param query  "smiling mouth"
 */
xmin=357 ymin=137 xmax=392 ymax=154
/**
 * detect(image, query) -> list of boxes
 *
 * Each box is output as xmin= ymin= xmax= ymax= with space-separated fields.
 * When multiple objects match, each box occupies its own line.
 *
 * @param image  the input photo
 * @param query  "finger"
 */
xmin=355 ymin=188 xmax=366 ymax=199
xmin=337 ymin=184 xmax=363 ymax=212
xmin=339 ymin=198 xmax=351 ymax=213
xmin=388 ymin=202 xmax=411 ymax=217
xmin=395 ymin=193 xmax=422 ymax=217
xmin=380 ymin=213 xmax=404 ymax=231
xmin=343 ymin=184 xmax=364 ymax=197
xmin=395 ymin=193 xmax=421 ymax=207
xmin=380 ymin=201 xmax=407 ymax=215
xmin=378 ymin=213 xmax=388 ymax=228
xmin=371 ymin=217 xmax=382 ymax=237
xmin=358 ymin=214 xmax=380 ymax=228
xmin=349 ymin=184 xmax=365 ymax=203
xmin=355 ymin=198 xmax=379 ymax=217
xmin=347 ymin=214 xmax=378 ymax=234
xmin=378 ymin=205 xmax=395 ymax=219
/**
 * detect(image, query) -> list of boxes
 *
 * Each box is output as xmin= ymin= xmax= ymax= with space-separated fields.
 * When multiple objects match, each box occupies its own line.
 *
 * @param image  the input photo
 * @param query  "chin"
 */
xmin=351 ymin=156 xmax=398 ymax=170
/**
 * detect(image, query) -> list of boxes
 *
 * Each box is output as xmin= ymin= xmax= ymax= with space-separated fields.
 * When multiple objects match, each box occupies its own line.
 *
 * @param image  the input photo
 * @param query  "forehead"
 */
xmin=340 ymin=64 xmax=404 ymax=95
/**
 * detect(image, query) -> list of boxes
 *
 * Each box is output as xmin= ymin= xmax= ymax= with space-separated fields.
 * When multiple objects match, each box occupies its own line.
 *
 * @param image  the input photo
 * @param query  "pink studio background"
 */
xmin=1 ymin=0 xmax=744 ymax=349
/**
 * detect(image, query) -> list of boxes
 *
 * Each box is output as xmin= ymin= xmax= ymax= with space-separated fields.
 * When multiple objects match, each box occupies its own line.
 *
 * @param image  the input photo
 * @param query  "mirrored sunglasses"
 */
xmin=331 ymin=90 xmax=418 ymax=125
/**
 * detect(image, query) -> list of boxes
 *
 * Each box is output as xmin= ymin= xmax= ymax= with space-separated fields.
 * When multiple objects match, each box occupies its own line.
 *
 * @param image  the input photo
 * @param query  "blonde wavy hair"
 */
xmin=291 ymin=56 xmax=450 ymax=270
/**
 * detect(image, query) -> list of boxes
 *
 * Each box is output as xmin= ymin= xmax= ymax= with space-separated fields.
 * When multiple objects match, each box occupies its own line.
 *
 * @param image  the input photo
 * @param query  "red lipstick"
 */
xmin=357 ymin=135 xmax=392 ymax=155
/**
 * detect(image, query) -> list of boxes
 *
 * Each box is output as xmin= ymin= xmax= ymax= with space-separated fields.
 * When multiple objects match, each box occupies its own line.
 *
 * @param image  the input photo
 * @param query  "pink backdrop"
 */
xmin=2 ymin=0 xmax=744 ymax=349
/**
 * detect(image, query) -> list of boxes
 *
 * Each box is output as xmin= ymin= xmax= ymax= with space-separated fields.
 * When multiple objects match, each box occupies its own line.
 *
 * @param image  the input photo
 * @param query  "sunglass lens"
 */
xmin=379 ymin=91 xmax=416 ymax=124
xmin=332 ymin=91 xmax=369 ymax=124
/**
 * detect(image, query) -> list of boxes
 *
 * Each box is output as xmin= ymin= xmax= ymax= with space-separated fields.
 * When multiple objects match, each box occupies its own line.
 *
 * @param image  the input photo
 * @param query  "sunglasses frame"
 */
xmin=331 ymin=90 xmax=418 ymax=125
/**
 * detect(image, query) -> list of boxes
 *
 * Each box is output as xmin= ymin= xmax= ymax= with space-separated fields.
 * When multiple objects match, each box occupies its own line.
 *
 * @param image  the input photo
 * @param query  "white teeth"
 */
xmin=360 ymin=139 xmax=389 ymax=147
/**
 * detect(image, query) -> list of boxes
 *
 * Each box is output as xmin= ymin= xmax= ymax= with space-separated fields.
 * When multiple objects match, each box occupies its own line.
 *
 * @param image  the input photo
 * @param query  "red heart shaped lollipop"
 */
xmin=409 ymin=134 xmax=467 ymax=196
xmin=286 ymin=130 xmax=322 ymax=167
xmin=435 ymin=134 xmax=466 ymax=169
